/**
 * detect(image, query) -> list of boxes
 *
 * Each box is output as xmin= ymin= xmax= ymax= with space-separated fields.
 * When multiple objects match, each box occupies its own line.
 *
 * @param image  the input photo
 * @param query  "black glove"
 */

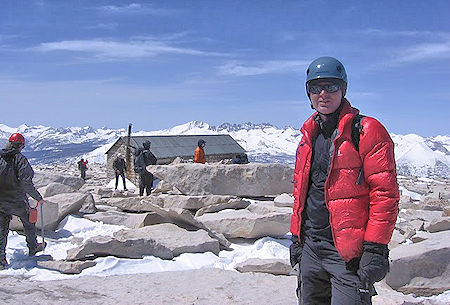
xmin=357 ymin=242 xmax=390 ymax=288
xmin=289 ymin=235 xmax=303 ymax=267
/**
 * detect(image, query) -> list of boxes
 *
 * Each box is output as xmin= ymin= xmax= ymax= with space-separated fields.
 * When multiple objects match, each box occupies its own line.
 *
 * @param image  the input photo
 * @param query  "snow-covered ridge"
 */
xmin=1 ymin=121 xmax=449 ymax=179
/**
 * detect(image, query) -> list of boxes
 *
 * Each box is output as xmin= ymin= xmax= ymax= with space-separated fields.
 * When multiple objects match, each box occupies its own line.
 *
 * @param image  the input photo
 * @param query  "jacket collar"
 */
xmin=301 ymin=99 xmax=359 ymax=143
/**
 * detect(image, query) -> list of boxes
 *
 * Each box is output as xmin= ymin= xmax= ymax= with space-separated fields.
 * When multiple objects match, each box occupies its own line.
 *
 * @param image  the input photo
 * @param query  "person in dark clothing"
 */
xmin=113 ymin=154 xmax=127 ymax=190
xmin=232 ymin=153 xmax=249 ymax=164
xmin=0 ymin=133 xmax=46 ymax=269
xmin=77 ymin=158 xmax=88 ymax=180
xmin=134 ymin=141 xmax=157 ymax=196
xmin=290 ymin=57 xmax=399 ymax=304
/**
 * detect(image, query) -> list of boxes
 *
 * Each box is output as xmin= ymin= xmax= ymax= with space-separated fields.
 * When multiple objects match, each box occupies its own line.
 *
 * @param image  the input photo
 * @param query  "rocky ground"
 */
xmin=1 ymin=269 xmax=447 ymax=305
xmin=5 ymin=162 xmax=448 ymax=305
xmin=1 ymin=269 xmax=294 ymax=305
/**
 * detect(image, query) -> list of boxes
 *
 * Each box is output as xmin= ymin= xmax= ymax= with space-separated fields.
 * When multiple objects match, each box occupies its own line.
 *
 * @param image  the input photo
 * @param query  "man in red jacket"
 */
xmin=289 ymin=57 xmax=399 ymax=304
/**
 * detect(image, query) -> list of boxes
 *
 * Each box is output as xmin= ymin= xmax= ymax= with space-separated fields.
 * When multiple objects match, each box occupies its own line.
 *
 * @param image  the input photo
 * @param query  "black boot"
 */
xmin=0 ymin=258 xmax=7 ymax=270
xmin=29 ymin=241 xmax=47 ymax=257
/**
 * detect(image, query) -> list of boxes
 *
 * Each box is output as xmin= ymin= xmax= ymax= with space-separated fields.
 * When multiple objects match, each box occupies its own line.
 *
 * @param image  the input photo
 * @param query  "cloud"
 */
xmin=217 ymin=60 xmax=309 ymax=76
xmin=34 ymin=38 xmax=227 ymax=61
xmin=357 ymin=29 xmax=450 ymax=65
xmin=84 ymin=23 xmax=118 ymax=30
xmin=99 ymin=3 xmax=181 ymax=16
xmin=0 ymin=34 xmax=21 ymax=42
xmin=32 ymin=0 xmax=44 ymax=7
xmin=278 ymin=32 xmax=298 ymax=42
xmin=359 ymin=29 xmax=449 ymax=38
xmin=396 ymin=40 xmax=450 ymax=63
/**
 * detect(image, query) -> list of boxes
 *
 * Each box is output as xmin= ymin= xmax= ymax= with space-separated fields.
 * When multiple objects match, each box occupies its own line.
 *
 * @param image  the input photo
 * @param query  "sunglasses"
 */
xmin=308 ymin=83 xmax=340 ymax=94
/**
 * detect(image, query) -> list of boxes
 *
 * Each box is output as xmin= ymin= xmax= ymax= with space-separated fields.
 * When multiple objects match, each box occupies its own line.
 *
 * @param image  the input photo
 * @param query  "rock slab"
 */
xmin=234 ymin=258 xmax=292 ymax=275
xmin=66 ymin=223 xmax=220 ymax=261
xmin=196 ymin=208 xmax=290 ymax=239
xmin=385 ymin=230 xmax=450 ymax=296
xmin=37 ymin=260 xmax=97 ymax=274
xmin=148 ymin=163 xmax=294 ymax=196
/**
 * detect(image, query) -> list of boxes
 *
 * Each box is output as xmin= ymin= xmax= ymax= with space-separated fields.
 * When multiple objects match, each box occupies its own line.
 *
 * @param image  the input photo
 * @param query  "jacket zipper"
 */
xmin=325 ymin=130 xmax=339 ymax=246
xmin=356 ymin=168 xmax=364 ymax=185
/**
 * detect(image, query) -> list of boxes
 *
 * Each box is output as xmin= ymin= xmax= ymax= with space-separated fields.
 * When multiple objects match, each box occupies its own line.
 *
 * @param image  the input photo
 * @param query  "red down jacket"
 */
xmin=290 ymin=99 xmax=399 ymax=262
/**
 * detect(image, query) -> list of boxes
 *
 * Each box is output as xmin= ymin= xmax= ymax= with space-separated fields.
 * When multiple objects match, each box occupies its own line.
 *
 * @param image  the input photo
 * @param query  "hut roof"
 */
xmin=105 ymin=134 xmax=245 ymax=159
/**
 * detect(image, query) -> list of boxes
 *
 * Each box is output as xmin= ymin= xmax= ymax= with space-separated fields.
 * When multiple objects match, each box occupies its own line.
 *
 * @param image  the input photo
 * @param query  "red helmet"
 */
xmin=9 ymin=133 xmax=25 ymax=145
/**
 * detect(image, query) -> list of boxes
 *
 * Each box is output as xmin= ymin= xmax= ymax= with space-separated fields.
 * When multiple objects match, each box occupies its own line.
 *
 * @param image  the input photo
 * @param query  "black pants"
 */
xmin=0 ymin=201 xmax=38 ymax=261
xmin=139 ymin=171 xmax=153 ymax=196
xmin=115 ymin=171 xmax=127 ymax=190
xmin=80 ymin=169 xmax=86 ymax=180
xmin=299 ymin=237 xmax=372 ymax=305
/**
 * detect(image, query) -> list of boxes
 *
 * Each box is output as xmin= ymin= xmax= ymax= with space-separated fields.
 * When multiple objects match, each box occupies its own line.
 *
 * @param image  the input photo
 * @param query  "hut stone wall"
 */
xmin=106 ymin=144 xmax=241 ymax=185
xmin=106 ymin=141 xmax=138 ymax=185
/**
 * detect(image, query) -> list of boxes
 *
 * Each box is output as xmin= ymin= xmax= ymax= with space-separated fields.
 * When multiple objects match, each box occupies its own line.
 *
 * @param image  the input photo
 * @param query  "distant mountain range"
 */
xmin=1 ymin=121 xmax=449 ymax=179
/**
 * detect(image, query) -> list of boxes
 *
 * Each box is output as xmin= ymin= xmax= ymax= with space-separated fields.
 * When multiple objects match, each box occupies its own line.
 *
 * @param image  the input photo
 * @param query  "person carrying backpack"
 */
xmin=134 ymin=141 xmax=157 ymax=196
xmin=113 ymin=153 xmax=127 ymax=191
xmin=289 ymin=57 xmax=399 ymax=304
xmin=0 ymin=133 xmax=46 ymax=269
xmin=77 ymin=158 xmax=88 ymax=180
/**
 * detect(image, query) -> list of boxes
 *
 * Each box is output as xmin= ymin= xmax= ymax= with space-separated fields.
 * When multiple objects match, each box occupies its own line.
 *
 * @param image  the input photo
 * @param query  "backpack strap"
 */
xmin=351 ymin=114 xmax=366 ymax=152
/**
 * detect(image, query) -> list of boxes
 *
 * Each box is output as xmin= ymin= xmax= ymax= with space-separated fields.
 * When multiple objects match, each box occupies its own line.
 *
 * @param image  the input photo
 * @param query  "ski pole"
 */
xmin=39 ymin=203 xmax=45 ymax=253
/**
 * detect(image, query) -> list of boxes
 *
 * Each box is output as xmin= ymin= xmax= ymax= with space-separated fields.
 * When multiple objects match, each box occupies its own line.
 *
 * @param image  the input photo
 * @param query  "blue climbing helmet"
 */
xmin=306 ymin=56 xmax=348 ymax=97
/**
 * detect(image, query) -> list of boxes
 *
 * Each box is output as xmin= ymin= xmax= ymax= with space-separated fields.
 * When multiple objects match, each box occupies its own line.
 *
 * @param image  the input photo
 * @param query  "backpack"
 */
xmin=0 ymin=157 xmax=8 ymax=176
xmin=133 ymin=150 xmax=145 ymax=173
xmin=351 ymin=114 xmax=366 ymax=152
xmin=113 ymin=158 xmax=122 ymax=170
xmin=0 ymin=154 xmax=17 ymax=185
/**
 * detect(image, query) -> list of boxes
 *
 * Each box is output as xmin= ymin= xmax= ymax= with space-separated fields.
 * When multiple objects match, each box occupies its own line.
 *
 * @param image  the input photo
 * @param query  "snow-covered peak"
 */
xmin=0 ymin=124 xmax=17 ymax=135
xmin=0 ymin=121 xmax=449 ymax=179
xmin=391 ymin=133 xmax=450 ymax=178
xmin=215 ymin=122 xmax=276 ymax=132
xmin=163 ymin=121 xmax=213 ymax=135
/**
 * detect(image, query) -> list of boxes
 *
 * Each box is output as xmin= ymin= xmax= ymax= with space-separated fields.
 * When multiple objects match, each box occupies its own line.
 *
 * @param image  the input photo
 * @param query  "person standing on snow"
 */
xmin=0 ymin=133 xmax=46 ymax=268
xmin=194 ymin=139 xmax=206 ymax=164
xmin=289 ymin=57 xmax=399 ymax=304
xmin=77 ymin=158 xmax=88 ymax=180
xmin=113 ymin=153 xmax=127 ymax=191
xmin=134 ymin=141 xmax=157 ymax=196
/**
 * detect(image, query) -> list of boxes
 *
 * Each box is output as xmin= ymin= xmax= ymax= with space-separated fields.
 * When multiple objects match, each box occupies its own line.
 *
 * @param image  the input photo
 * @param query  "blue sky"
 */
xmin=0 ymin=1 xmax=449 ymax=136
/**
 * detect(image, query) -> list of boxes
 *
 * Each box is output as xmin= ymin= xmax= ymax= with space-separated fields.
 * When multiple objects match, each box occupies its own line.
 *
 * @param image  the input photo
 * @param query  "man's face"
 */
xmin=308 ymin=80 xmax=342 ymax=115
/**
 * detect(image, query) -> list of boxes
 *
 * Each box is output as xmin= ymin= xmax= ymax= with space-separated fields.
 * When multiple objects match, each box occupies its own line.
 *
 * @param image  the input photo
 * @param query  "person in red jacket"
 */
xmin=194 ymin=139 xmax=206 ymax=164
xmin=289 ymin=57 xmax=399 ymax=304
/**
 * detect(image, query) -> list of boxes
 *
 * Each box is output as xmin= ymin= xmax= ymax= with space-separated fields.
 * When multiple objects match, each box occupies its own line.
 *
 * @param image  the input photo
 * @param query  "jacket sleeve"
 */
xmin=15 ymin=155 xmax=43 ymax=202
xmin=290 ymin=140 xmax=304 ymax=237
xmin=359 ymin=118 xmax=399 ymax=245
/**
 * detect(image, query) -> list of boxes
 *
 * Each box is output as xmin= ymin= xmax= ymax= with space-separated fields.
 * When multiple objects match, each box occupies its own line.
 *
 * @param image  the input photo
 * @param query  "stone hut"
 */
xmin=105 ymin=134 xmax=247 ymax=184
